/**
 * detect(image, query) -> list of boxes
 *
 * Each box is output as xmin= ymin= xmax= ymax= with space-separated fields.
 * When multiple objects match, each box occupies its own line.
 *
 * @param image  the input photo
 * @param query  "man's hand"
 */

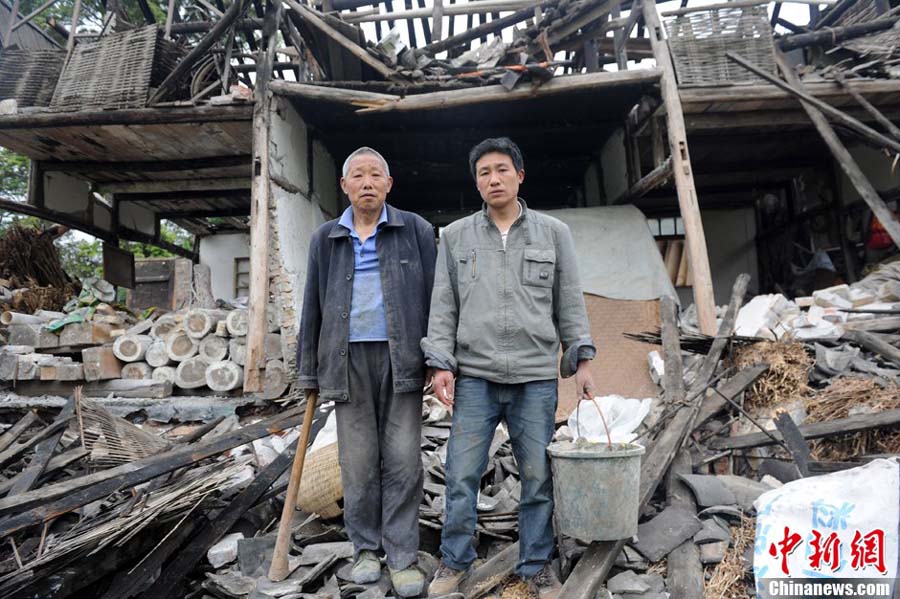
xmin=432 ymin=369 xmax=455 ymax=407
xmin=575 ymin=360 xmax=596 ymax=401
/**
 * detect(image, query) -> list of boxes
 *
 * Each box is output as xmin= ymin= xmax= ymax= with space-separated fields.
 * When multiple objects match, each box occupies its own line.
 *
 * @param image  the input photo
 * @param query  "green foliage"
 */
xmin=0 ymin=148 xmax=30 ymax=201
xmin=123 ymin=221 xmax=193 ymax=258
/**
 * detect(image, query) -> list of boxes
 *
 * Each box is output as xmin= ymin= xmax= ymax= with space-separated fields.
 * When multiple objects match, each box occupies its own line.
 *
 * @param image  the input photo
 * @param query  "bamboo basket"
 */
xmin=296 ymin=442 xmax=343 ymax=519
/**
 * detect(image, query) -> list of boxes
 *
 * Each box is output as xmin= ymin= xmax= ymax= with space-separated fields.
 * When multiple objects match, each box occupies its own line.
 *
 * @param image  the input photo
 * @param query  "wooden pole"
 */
xmin=727 ymin=51 xmax=900 ymax=155
xmin=771 ymin=51 xmax=900 ymax=249
xmin=268 ymin=391 xmax=318 ymax=581
xmin=3 ymin=0 xmax=21 ymax=48
xmin=284 ymin=0 xmax=399 ymax=81
xmin=150 ymin=0 xmax=249 ymax=104
xmin=642 ymin=0 xmax=717 ymax=335
xmin=243 ymin=1 xmax=280 ymax=393
xmin=10 ymin=0 xmax=59 ymax=32
xmin=834 ymin=73 xmax=900 ymax=142
xmin=165 ymin=0 xmax=176 ymax=36
xmin=65 ymin=0 xmax=82 ymax=57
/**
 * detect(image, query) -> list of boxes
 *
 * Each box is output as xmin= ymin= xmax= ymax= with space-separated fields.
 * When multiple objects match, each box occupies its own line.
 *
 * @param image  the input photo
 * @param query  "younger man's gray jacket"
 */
xmin=421 ymin=200 xmax=595 ymax=383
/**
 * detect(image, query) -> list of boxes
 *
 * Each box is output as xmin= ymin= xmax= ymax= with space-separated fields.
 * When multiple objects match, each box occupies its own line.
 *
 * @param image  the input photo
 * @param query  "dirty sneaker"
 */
xmin=350 ymin=550 xmax=382 ymax=584
xmin=427 ymin=560 xmax=467 ymax=597
xmin=390 ymin=564 xmax=425 ymax=597
xmin=527 ymin=563 xmax=562 ymax=599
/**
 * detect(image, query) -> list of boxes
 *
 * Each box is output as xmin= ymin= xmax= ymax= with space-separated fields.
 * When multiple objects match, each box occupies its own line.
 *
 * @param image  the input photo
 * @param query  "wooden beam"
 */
xmin=4 ymin=396 xmax=75 ymax=497
xmin=284 ymin=0 xmax=399 ymax=81
xmin=346 ymin=0 xmax=541 ymax=22
xmin=415 ymin=0 xmax=553 ymax=56
xmin=834 ymin=73 xmax=900 ymax=142
xmin=243 ymin=1 xmax=279 ymax=393
xmin=643 ymin=0 xmax=717 ymax=336
xmin=150 ymin=0 xmax=250 ymax=104
xmin=10 ymin=0 xmax=58 ymax=32
xmin=165 ymin=0 xmax=176 ymax=37
xmin=712 ymin=406 xmax=900 ymax=450
xmin=666 ymin=449 xmax=704 ymax=598
xmin=845 ymin=330 xmax=900 ymax=368
xmin=0 ymin=105 xmax=252 ymax=129
xmin=0 ymin=407 xmax=304 ymax=530
xmin=612 ymin=156 xmax=672 ymax=204
xmin=95 ymin=177 xmax=250 ymax=194
xmin=769 ymin=51 xmax=900 ymax=249
xmin=65 ymin=0 xmax=82 ymax=56
xmin=139 ymin=443 xmax=296 ymax=596
xmin=727 ymin=52 xmax=900 ymax=156
xmin=168 ymin=17 xmax=264 ymax=34
xmin=356 ymin=68 xmax=662 ymax=113
xmin=780 ymin=15 xmax=900 ymax=50
xmin=42 ymin=155 xmax=251 ymax=174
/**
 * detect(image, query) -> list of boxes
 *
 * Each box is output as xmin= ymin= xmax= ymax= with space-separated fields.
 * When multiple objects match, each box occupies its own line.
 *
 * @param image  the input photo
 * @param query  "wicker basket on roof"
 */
xmin=50 ymin=25 xmax=186 ymax=112
xmin=665 ymin=5 xmax=777 ymax=87
xmin=296 ymin=442 xmax=343 ymax=519
xmin=0 ymin=49 xmax=64 ymax=107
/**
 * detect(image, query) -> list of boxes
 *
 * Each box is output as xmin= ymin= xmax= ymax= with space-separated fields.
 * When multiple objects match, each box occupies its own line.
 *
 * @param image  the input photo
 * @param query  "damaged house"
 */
xmin=0 ymin=0 xmax=900 ymax=597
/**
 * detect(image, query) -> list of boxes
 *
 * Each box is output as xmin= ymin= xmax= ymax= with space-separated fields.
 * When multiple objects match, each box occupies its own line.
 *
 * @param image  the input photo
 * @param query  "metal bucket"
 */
xmin=547 ymin=440 xmax=645 ymax=542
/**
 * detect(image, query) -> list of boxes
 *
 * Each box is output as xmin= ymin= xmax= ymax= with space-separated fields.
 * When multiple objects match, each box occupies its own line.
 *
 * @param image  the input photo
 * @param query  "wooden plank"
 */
xmin=693 ymin=363 xmax=769 ymax=428
xmin=458 ymin=542 xmax=519 ymax=598
xmin=845 ymin=330 xmax=900 ymax=367
xmin=284 ymin=0 xmax=398 ymax=81
xmin=137 ymin=444 xmax=295 ymax=597
xmin=0 ymin=406 xmax=74 ymax=469
xmin=643 ymin=0 xmax=717 ymax=336
xmin=0 ymin=412 xmax=37 ymax=454
xmin=4 ymin=396 xmax=75 ymax=497
xmin=0 ymin=407 xmax=305 ymax=534
xmin=834 ymin=73 xmax=900 ymax=142
xmin=0 ymin=447 xmax=88 ymax=496
xmin=780 ymin=15 xmax=900 ymax=50
xmin=665 ymin=449 xmax=703 ymax=599
xmin=612 ymin=156 xmax=672 ymax=204
xmin=353 ymin=68 xmax=663 ymax=113
xmin=712 ymin=407 xmax=900 ymax=450
xmin=774 ymin=412 xmax=811 ymax=477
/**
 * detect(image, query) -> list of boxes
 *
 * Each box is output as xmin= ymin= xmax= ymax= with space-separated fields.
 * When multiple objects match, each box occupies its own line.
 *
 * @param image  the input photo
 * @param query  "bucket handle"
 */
xmin=575 ymin=396 xmax=613 ymax=449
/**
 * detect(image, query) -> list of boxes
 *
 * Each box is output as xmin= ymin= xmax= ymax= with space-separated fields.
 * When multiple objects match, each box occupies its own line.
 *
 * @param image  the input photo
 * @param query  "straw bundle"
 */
xmin=704 ymin=516 xmax=755 ymax=599
xmin=731 ymin=341 xmax=812 ymax=409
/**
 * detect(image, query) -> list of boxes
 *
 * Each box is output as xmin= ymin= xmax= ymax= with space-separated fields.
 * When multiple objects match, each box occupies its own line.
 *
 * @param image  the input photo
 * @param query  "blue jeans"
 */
xmin=440 ymin=376 xmax=558 ymax=577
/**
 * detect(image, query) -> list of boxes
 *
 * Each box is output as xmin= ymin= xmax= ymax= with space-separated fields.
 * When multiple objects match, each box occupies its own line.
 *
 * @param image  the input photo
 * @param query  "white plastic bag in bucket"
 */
xmin=753 ymin=458 xmax=899 ymax=599
xmin=566 ymin=395 xmax=651 ymax=444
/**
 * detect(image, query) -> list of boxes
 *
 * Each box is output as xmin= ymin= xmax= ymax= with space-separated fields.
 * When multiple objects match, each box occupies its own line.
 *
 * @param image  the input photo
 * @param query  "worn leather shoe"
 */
xmin=427 ymin=560 xmax=467 ymax=597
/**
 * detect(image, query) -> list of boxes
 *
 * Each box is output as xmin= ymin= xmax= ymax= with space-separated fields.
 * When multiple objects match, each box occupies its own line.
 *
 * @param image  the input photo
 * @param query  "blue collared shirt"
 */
xmin=338 ymin=204 xmax=389 ymax=342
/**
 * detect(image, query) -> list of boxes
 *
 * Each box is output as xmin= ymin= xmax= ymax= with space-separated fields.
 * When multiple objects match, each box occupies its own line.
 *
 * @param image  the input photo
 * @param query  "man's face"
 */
xmin=340 ymin=154 xmax=393 ymax=213
xmin=474 ymin=151 xmax=524 ymax=210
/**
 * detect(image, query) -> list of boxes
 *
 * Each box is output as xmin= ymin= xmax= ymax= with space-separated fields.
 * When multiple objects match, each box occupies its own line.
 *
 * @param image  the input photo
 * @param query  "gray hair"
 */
xmin=342 ymin=147 xmax=390 ymax=178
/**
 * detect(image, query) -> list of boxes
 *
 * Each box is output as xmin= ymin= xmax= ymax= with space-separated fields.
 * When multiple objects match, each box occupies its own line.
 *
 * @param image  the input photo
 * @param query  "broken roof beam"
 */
xmin=150 ymin=0 xmax=252 ymax=104
xmin=731 ymin=51 xmax=900 ymax=248
xmin=345 ymin=0 xmax=543 ymax=23
xmin=270 ymin=69 xmax=661 ymax=113
xmin=779 ymin=13 xmax=900 ymax=50
xmin=415 ymin=0 xmax=554 ymax=57
xmin=167 ymin=17 xmax=265 ymax=34
xmin=285 ymin=0 xmax=401 ymax=81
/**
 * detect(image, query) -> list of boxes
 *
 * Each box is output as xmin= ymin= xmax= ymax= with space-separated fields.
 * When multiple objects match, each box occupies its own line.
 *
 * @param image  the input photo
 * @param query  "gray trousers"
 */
xmin=336 ymin=341 xmax=423 ymax=570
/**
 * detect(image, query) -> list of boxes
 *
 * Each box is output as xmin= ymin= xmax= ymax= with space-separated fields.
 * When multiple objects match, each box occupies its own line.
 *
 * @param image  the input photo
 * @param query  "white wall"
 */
xmin=840 ymin=144 xmax=900 ymax=201
xmin=199 ymin=233 xmax=250 ymax=301
xmin=268 ymin=96 xmax=335 ymax=370
xmin=600 ymin=128 xmax=628 ymax=203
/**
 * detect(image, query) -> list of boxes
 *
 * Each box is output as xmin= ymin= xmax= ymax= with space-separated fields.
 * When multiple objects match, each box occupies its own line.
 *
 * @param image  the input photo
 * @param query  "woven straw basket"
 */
xmin=296 ymin=442 xmax=343 ymax=519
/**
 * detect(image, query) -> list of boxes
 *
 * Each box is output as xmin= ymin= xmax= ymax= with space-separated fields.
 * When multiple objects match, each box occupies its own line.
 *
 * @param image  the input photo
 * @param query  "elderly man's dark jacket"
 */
xmin=296 ymin=204 xmax=437 ymax=401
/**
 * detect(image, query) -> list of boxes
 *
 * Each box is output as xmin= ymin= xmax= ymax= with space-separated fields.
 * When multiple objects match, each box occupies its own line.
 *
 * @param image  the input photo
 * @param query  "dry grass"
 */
xmin=499 ymin=576 xmax=535 ymax=599
xmin=731 ymin=341 xmax=812 ymax=409
xmin=647 ymin=559 xmax=667 ymax=577
xmin=805 ymin=378 xmax=900 ymax=460
xmin=705 ymin=516 xmax=756 ymax=599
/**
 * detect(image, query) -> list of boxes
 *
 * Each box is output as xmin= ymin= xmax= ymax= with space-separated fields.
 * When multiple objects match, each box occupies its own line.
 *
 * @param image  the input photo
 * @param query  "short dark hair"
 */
xmin=468 ymin=137 xmax=524 ymax=179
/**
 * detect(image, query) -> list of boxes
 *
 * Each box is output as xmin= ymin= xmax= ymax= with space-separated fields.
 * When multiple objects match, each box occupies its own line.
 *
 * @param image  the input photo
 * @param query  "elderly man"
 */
xmin=422 ymin=137 xmax=596 ymax=599
xmin=296 ymin=147 xmax=437 ymax=597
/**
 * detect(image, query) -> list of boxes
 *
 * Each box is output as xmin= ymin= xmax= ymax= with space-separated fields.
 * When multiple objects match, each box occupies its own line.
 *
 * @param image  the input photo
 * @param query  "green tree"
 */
xmin=1 ymin=148 xmax=194 ymax=283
